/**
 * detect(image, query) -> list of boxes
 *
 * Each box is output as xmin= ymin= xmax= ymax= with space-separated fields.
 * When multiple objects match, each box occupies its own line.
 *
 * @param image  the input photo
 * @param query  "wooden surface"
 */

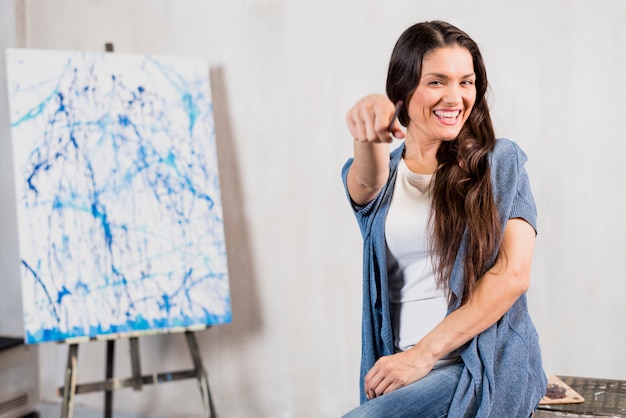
xmin=536 ymin=376 xmax=626 ymax=417
xmin=540 ymin=375 xmax=585 ymax=405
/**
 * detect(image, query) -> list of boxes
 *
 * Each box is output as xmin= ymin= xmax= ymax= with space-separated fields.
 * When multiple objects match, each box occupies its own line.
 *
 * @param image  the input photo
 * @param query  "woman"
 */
xmin=341 ymin=21 xmax=546 ymax=417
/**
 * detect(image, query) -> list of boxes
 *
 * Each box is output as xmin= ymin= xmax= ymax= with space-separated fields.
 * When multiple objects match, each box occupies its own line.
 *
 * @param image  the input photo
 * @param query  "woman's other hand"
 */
xmin=363 ymin=349 xmax=434 ymax=399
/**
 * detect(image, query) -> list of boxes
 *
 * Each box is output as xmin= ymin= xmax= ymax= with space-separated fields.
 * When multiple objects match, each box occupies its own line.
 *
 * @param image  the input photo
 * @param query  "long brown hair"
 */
xmin=386 ymin=21 xmax=500 ymax=305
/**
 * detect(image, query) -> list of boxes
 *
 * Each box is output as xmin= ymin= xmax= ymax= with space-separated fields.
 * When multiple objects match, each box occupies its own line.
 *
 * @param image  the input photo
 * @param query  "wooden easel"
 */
xmin=57 ymin=42 xmax=216 ymax=418
xmin=57 ymin=330 xmax=215 ymax=418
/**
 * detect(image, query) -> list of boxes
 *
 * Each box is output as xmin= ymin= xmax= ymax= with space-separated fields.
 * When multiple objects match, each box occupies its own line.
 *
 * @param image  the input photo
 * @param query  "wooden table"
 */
xmin=536 ymin=376 xmax=626 ymax=417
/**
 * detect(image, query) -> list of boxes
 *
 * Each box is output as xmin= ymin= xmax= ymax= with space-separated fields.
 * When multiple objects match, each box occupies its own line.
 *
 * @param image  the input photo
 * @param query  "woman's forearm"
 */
xmin=409 ymin=218 xmax=535 ymax=365
xmin=347 ymin=142 xmax=390 ymax=205
xmin=345 ymin=94 xmax=404 ymax=205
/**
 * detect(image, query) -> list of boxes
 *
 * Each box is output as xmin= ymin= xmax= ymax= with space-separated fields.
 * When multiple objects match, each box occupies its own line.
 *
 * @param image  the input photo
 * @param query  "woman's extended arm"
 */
xmin=364 ymin=217 xmax=536 ymax=399
xmin=345 ymin=94 xmax=405 ymax=206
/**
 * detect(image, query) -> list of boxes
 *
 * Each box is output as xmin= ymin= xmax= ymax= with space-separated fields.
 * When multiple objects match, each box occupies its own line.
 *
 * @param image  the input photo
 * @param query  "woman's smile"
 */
xmin=433 ymin=109 xmax=462 ymax=126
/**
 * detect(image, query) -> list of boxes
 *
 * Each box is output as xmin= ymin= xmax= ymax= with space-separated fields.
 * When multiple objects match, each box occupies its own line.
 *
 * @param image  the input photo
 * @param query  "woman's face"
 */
xmin=406 ymin=45 xmax=477 ymax=144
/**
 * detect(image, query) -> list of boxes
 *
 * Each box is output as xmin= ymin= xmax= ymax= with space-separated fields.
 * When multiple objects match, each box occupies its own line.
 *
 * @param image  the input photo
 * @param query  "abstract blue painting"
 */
xmin=5 ymin=48 xmax=231 ymax=344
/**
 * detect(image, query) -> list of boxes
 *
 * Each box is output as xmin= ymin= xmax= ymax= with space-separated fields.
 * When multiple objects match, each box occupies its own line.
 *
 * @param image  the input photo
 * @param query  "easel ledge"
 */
xmin=57 ymin=328 xmax=215 ymax=418
xmin=60 ymin=323 xmax=209 ymax=345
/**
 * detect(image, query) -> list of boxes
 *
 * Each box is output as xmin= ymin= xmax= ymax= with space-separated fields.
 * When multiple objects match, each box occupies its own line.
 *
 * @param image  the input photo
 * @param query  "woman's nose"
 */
xmin=442 ymin=85 xmax=463 ymax=105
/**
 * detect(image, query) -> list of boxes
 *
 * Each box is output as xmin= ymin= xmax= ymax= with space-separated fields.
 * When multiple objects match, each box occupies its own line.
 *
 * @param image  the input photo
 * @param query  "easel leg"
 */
xmin=104 ymin=340 xmax=115 ymax=418
xmin=58 ymin=332 xmax=213 ymax=417
xmin=60 ymin=343 xmax=79 ymax=418
xmin=129 ymin=337 xmax=143 ymax=391
xmin=185 ymin=331 xmax=216 ymax=418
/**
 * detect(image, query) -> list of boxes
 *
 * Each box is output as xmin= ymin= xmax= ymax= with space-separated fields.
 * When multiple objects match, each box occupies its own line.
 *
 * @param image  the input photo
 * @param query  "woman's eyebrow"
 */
xmin=422 ymin=72 xmax=476 ymax=79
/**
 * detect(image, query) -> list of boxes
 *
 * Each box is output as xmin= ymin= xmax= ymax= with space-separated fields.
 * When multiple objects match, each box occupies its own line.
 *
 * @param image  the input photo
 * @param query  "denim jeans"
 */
xmin=341 ymin=362 xmax=464 ymax=418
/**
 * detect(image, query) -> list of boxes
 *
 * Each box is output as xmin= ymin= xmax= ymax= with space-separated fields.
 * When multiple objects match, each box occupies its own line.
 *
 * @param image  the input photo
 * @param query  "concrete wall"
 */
xmin=1 ymin=0 xmax=625 ymax=416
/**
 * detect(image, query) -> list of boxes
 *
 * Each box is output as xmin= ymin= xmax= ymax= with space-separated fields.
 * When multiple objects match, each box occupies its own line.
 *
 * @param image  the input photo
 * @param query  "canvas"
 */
xmin=5 ymin=48 xmax=231 ymax=344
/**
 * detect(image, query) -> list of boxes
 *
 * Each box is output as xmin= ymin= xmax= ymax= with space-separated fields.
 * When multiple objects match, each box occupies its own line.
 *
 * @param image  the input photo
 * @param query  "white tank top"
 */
xmin=385 ymin=159 xmax=460 ymax=365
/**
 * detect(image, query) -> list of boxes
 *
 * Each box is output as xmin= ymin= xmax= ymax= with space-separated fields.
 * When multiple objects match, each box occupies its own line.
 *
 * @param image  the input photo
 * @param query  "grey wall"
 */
xmin=1 ymin=0 xmax=625 ymax=417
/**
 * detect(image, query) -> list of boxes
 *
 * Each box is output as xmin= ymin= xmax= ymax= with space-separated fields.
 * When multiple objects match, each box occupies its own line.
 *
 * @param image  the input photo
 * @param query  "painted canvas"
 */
xmin=5 ymin=48 xmax=231 ymax=344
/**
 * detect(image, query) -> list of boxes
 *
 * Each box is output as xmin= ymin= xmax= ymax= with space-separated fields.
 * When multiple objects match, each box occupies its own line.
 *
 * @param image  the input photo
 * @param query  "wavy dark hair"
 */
xmin=386 ymin=21 xmax=500 ymax=305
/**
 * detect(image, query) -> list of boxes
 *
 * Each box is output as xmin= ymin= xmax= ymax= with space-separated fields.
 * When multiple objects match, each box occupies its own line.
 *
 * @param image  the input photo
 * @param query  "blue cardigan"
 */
xmin=341 ymin=138 xmax=547 ymax=417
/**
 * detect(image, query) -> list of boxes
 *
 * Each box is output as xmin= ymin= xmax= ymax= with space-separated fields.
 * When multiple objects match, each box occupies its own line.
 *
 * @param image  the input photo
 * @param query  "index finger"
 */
xmin=364 ymin=366 xmax=383 ymax=399
xmin=387 ymin=100 xmax=404 ymax=132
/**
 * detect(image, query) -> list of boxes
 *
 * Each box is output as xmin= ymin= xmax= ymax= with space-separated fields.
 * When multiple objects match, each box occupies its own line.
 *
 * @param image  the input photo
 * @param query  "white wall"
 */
xmin=1 ymin=0 xmax=625 ymax=417
xmin=0 ymin=0 xmax=24 ymax=338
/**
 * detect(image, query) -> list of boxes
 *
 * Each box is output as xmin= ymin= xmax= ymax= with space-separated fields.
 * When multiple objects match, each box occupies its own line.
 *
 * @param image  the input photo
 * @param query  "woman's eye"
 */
xmin=429 ymin=80 xmax=443 ymax=86
xmin=462 ymin=80 xmax=475 ymax=85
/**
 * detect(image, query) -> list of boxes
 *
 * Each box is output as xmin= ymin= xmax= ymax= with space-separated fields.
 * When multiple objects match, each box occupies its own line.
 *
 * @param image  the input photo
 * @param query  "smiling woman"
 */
xmin=342 ymin=20 xmax=547 ymax=417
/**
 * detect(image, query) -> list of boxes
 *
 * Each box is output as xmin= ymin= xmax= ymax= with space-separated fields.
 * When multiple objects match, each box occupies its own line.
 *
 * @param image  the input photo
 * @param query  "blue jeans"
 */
xmin=342 ymin=362 xmax=464 ymax=418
